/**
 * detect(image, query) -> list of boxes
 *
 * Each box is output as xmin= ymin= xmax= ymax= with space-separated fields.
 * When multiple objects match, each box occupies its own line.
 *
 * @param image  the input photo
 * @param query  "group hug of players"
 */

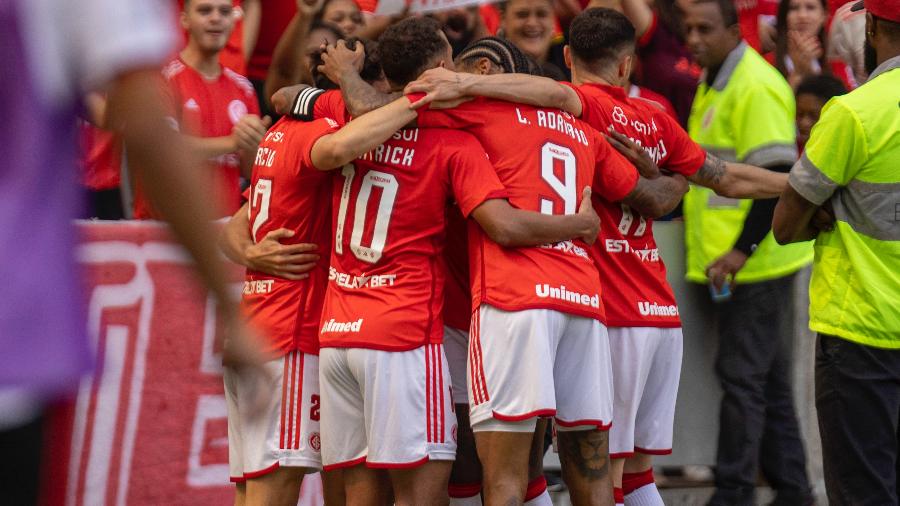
xmin=219 ymin=7 xmax=789 ymax=506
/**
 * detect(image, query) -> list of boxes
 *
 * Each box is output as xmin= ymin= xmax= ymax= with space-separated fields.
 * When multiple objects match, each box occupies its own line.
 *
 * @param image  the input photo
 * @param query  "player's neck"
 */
xmin=180 ymin=44 xmax=222 ymax=80
xmin=570 ymin=67 xmax=616 ymax=87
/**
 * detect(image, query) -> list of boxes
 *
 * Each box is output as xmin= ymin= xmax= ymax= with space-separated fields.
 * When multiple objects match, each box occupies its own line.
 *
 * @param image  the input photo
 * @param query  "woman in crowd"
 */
xmin=316 ymin=0 xmax=364 ymax=36
xmin=773 ymin=0 xmax=855 ymax=88
xmin=499 ymin=0 xmax=570 ymax=79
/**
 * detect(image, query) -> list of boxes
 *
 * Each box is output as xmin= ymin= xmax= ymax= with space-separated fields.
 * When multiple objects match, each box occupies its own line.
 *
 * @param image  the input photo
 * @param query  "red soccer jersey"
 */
xmin=319 ymin=128 xmax=507 ymax=351
xmin=134 ymin=58 xmax=260 ymax=219
xmin=416 ymin=98 xmax=638 ymax=321
xmin=568 ymin=82 xmax=707 ymax=327
xmin=243 ymin=117 xmax=338 ymax=355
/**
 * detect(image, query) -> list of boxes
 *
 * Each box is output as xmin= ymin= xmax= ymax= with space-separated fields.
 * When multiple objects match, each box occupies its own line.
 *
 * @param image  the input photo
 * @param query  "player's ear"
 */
xmin=563 ymin=45 xmax=573 ymax=70
xmin=181 ymin=10 xmax=190 ymax=30
xmin=476 ymin=57 xmax=493 ymax=75
xmin=618 ymin=54 xmax=633 ymax=84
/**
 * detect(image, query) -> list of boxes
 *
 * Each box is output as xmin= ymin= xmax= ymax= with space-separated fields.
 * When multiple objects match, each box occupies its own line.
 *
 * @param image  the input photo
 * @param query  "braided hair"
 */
xmin=456 ymin=36 xmax=537 ymax=75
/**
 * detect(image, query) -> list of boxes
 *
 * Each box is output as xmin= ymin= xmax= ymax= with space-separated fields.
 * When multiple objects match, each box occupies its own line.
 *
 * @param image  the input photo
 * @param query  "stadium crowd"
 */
xmin=3 ymin=0 xmax=897 ymax=504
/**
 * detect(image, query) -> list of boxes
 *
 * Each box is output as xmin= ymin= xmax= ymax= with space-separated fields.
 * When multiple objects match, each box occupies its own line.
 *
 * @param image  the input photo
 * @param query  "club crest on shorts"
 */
xmin=309 ymin=432 xmax=321 ymax=452
xmin=451 ymin=424 xmax=458 ymax=443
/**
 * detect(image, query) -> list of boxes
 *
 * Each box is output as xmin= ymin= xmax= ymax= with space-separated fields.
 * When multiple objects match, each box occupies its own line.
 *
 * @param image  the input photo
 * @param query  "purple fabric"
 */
xmin=0 ymin=2 xmax=93 ymax=393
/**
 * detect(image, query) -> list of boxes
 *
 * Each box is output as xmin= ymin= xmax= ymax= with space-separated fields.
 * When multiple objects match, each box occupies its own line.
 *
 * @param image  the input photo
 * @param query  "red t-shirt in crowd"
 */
xmin=566 ymin=82 xmax=706 ymax=327
xmin=78 ymin=122 xmax=121 ymax=191
xmin=628 ymin=83 xmax=679 ymax=122
xmin=634 ymin=13 xmax=702 ymax=127
xmin=416 ymin=98 xmax=638 ymax=322
xmin=243 ymin=117 xmax=338 ymax=356
xmin=318 ymin=127 xmax=507 ymax=351
xmin=247 ymin=0 xmax=296 ymax=81
xmin=133 ymin=58 xmax=260 ymax=219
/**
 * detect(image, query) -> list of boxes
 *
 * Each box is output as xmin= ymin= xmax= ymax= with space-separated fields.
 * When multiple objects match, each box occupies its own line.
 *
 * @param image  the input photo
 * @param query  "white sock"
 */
xmin=449 ymin=495 xmax=483 ymax=506
xmin=624 ymin=483 xmax=664 ymax=506
xmin=524 ymin=489 xmax=553 ymax=506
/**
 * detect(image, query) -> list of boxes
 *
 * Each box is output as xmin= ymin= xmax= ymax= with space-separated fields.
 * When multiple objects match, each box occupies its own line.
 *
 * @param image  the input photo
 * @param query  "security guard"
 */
xmin=680 ymin=0 xmax=814 ymax=504
xmin=773 ymin=0 xmax=900 ymax=501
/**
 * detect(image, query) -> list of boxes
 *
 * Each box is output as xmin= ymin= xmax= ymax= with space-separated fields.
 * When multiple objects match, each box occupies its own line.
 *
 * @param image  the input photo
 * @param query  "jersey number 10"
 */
xmin=335 ymin=164 xmax=398 ymax=265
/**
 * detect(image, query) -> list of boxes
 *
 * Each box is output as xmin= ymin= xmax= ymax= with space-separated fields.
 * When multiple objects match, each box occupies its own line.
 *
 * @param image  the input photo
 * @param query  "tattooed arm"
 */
xmin=689 ymin=153 xmax=789 ymax=199
xmin=621 ymin=174 xmax=689 ymax=218
xmin=338 ymin=72 xmax=400 ymax=117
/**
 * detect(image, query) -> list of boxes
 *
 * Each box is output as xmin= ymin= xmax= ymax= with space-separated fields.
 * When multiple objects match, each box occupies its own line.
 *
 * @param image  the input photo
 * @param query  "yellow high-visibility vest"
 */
xmin=685 ymin=42 xmax=812 ymax=284
xmin=788 ymin=55 xmax=900 ymax=348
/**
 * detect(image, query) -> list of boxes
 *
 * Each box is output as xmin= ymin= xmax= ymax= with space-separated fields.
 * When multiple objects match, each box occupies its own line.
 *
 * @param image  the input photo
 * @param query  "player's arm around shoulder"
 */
xmin=471 ymin=187 xmax=601 ymax=247
xmin=405 ymin=68 xmax=583 ymax=116
xmin=309 ymin=97 xmax=418 ymax=170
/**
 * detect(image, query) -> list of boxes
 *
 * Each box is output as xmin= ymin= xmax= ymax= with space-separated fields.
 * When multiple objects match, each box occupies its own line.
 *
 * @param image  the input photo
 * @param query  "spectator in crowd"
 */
xmin=316 ymin=0 xmax=364 ymax=36
xmin=619 ymin=0 xmax=702 ymax=126
xmin=827 ymin=1 xmax=867 ymax=85
xmin=679 ymin=0 xmax=815 ymax=504
xmin=248 ymin=0 xmax=308 ymax=113
xmin=265 ymin=0 xmax=343 ymax=101
xmin=499 ymin=0 xmax=570 ymax=79
xmin=773 ymin=0 xmax=856 ymax=88
xmin=175 ymin=0 xmax=261 ymax=76
xmin=79 ymin=94 xmax=125 ymax=220
xmin=0 ymin=0 xmax=268 ymax=503
xmin=794 ymin=74 xmax=846 ymax=150
xmin=432 ymin=6 xmax=491 ymax=56
xmin=774 ymin=1 xmax=900 ymax=503
xmin=133 ymin=0 xmax=269 ymax=219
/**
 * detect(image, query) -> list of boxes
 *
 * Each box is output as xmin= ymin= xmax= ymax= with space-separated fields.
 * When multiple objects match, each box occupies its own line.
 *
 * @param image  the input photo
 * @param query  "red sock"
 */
xmin=614 ymin=487 xmax=625 ymax=504
xmin=448 ymin=482 xmax=482 ymax=498
xmin=621 ymin=469 xmax=655 ymax=495
xmin=524 ymin=476 xmax=547 ymax=501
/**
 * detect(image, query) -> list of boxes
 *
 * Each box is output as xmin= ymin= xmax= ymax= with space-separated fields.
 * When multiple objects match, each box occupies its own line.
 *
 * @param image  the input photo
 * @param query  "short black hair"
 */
xmin=457 ymin=36 xmax=532 ymax=74
xmin=692 ymin=0 xmax=739 ymax=27
xmin=378 ymin=17 xmax=448 ymax=86
xmin=310 ymin=37 xmax=383 ymax=89
xmin=795 ymin=75 xmax=847 ymax=101
xmin=568 ymin=8 xmax=636 ymax=71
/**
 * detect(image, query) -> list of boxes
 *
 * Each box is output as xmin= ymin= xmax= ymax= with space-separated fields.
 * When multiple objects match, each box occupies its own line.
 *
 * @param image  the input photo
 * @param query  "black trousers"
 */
xmin=707 ymin=275 xmax=812 ymax=506
xmin=816 ymin=333 xmax=900 ymax=505
xmin=0 ymin=413 xmax=43 ymax=506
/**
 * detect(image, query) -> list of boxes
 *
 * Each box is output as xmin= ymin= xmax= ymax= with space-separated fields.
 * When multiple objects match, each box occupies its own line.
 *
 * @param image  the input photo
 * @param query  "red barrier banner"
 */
xmin=47 ymin=221 xmax=322 ymax=506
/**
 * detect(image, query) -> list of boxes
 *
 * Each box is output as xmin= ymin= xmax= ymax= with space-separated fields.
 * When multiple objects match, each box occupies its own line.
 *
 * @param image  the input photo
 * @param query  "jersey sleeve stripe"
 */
xmin=291 ymin=87 xmax=326 ymax=121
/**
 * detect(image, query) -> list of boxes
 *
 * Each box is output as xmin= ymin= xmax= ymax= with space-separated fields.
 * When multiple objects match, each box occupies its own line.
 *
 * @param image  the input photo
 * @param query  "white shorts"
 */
xmin=468 ymin=304 xmax=613 ymax=430
xmin=444 ymin=326 xmax=469 ymax=405
xmin=225 ymin=350 xmax=321 ymax=482
xmin=319 ymin=344 xmax=457 ymax=469
xmin=608 ymin=327 xmax=683 ymax=458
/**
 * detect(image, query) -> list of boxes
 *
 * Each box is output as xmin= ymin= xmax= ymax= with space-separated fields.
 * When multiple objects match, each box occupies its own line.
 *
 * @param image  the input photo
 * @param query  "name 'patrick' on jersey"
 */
xmin=318 ymin=125 xmax=507 ymax=351
xmin=417 ymin=98 xmax=638 ymax=321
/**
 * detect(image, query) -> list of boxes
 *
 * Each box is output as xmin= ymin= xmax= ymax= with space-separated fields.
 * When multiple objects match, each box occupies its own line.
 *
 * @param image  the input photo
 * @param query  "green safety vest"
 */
xmin=788 ymin=56 xmax=900 ymax=348
xmin=684 ymin=42 xmax=813 ymax=284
